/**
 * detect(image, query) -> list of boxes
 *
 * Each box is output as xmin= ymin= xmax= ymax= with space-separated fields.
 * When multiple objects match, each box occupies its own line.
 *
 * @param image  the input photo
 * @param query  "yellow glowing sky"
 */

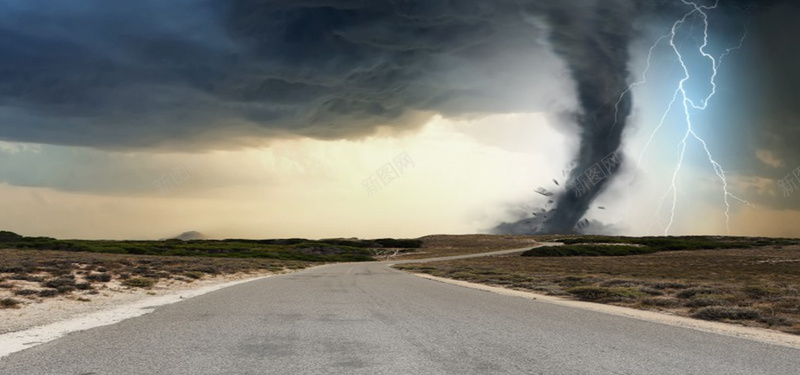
xmin=0 ymin=114 xmax=559 ymax=239
xmin=0 ymin=113 xmax=796 ymax=240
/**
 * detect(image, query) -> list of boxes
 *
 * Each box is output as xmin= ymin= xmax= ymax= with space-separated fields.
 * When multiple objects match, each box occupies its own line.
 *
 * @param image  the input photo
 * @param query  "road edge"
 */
xmin=0 ymin=274 xmax=278 ymax=358
xmin=410 ymin=273 xmax=800 ymax=350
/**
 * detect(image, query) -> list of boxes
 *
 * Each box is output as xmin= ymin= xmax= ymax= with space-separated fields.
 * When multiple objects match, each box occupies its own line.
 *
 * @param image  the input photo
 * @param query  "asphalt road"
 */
xmin=1 ymin=249 xmax=798 ymax=374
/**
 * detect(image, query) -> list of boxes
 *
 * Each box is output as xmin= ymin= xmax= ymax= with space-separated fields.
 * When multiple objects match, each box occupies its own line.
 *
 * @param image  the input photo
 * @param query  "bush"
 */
xmin=685 ymin=296 xmax=731 ymax=308
xmin=522 ymin=245 xmax=656 ymax=257
xmin=0 ymin=266 xmax=25 ymax=273
xmin=42 ymin=277 xmax=77 ymax=289
xmin=182 ymin=271 xmax=204 ymax=279
xmin=641 ymin=298 xmax=682 ymax=308
xmin=691 ymin=306 xmax=762 ymax=321
xmin=38 ymin=289 xmax=59 ymax=297
xmin=0 ymin=298 xmax=21 ymax=308
xmin=638 ymin=287 xmax=665 ymax=296
xmin=13 ymin=289 xmax=39 ymax=296
xmin=121 ymin=277 xmax=156 ymax=288
xmin=56 ymin=285 xmax=76 ymax=294
xmin=759 ymin=315 xmax=795 ymax=327
xmin=676 ymin=288 xmax=719 ymax=299
xmin=651 ymin=282 xmax=690 ymax=290
xmin=86 ymin=273 xmax=112 ymax=282
xmin=191 ymin=266 xmax=220 ymax=275
xmin=0 ymin=231 xmax=23 ymax=242
xmin=600 ymin=279 xmax=641 ymax=287
xmin=10 ymin=274 xmax=45 ymax=282
xmin=75 ymin=282 xmax=93 ymax=290
xmin=565 ymin=286 xmax=644 ymax=301
xmin=742 ymin=285 xmax=779 ymax=299
xmin=372 ymin=238 xmax=423 ymax=248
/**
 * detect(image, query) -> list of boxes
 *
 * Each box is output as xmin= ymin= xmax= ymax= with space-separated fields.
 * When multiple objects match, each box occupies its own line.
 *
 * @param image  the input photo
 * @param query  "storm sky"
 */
xmin=0 ymin=0 xmax=798 ymax=239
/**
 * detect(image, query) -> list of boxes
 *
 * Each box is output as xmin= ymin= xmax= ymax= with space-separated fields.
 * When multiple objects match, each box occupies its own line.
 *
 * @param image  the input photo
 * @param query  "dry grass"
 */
xmin=0 ymin=248 xmax=311 ymax=308
xmin=393 ymin=234 xmax=547 ymax=260
xmin=395 ymin=244 xmax=800 ymax=335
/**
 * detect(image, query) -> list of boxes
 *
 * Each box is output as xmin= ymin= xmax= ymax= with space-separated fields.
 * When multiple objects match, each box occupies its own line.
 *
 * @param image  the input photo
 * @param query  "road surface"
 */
xmin=1 ymin=248 xmax=798 ymax=374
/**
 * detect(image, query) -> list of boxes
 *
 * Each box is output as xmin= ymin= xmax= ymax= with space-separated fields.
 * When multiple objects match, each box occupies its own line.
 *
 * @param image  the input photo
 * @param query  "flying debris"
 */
xmin=553 ymin=179 xmax=560 ymax=186
xmin=598 ymin=206 xmax=606 ymax=210
xmin=548 ymin=200 xmax=554 ymax=204
xmin=535 ymin=187 xmax=554 ymax=197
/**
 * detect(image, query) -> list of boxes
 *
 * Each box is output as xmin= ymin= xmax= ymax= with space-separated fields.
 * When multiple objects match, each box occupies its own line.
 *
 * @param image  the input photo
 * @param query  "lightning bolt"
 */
xmin=623 ymin=0 xmax=752 ymax=235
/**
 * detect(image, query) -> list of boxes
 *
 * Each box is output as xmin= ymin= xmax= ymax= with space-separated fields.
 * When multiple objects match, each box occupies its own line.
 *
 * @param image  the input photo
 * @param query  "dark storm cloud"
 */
xmin=698 ymin=0 xmax=800 ymax=211
xmin=0 ymin=0 xmax=579 ymax=149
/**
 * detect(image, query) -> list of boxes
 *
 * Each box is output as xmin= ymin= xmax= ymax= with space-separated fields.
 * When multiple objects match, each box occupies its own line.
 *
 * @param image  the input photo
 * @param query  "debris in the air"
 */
xmin=553 ymin=179 xmax=560 ymax=186
xmin=598 ymin=206 xmax=606 ymax=210
xmin=535 ymin=187 xmax=554 ymax=197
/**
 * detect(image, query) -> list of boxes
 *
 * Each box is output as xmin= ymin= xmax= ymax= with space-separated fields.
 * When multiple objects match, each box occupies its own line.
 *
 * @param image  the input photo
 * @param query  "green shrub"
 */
xmin=182 ymin=271 xmax=204 ymax=279
xmin=759 ymin=315 xmax=795 ymax=327
xmin=641 ymin=297 xmax=682 ymax=307
xmin=86 ymin=273 xmax=112 ymax=282
xmin=10 ymin=274 xmax=45 ymax=282
xmin=742 ymin=285 xmax=779 ymax=299
xmin=0 ymin=298 xmax=21 ymax=308
xmin=0 ymin=231 xmax=23 ymax=242
xmin=522 ymin=245 xmax=656 ymax=257
xmin=42 ymin=277 xmax=76 ymax=289
xmin=685 ymin=296 xmax=731 ymax=308
xmin=638 ymin=287 xmax=665 ymax=296
xmin=13 ymin=289 xmax=39 ymax=296
xmin=56 ymin=285 xmax=76 ymax=294
xmin=558 ymin=236 xmax=750 ymax=252
xmin=691 ymin=306 xmax=761 ymax=321
xmin=600 ymin=279 xmax=641 ymax=287
xmin=38 ymin=289 xmax=59 ymax=297
xmin=676 ymin=288 xmax=719 ymax=299
xmin=565 ymin=286 xmax=644 ymax=301
xmin=650 ymin=282 xmax=690 ymax=290
xmin=121 ymin=277 xmax=156 ymax=288
xmin=372 ymin=238 xmax=423 ymax=248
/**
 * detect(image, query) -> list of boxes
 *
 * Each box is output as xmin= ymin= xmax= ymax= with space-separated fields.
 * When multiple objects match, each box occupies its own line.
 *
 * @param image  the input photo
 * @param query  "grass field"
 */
xmin=0 ymin=248 xmax=315 ymax=309
xmin=0 ymin=230 xmax=424 ymax=263
xmin=0 ymin=231 xmax=423 ymax=310
xmin=393 ymin=234 xmax=547 ymax=259
xmin=395 ymin=236 xmax=800 ymax=335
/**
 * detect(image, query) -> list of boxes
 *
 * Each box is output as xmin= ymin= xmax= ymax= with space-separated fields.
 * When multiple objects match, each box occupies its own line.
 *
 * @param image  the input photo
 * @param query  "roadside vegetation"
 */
xmin=0 ymin=231 xmax=422 ymax=309
xmin=393 ymin=234 xmax=545 ymax=260
xmin=395 ymin=235 xmax=800 ymax=335
xmin=0 ymin=248 xmax=311 ymax=308
xmin=0 ymin=231 xmax=422 ymax=263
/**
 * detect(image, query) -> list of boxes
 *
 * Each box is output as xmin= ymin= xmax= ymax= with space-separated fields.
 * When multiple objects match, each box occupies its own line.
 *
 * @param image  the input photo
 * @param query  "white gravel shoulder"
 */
xmin=0 ymin=273 xmax=274 ymax=358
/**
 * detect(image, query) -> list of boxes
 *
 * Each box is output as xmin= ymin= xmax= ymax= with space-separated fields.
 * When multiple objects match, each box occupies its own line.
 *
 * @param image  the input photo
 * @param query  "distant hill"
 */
xmin=168 ymin=231 xmax=206 ymax=241
xmin=0 ymin=231 xmax=23 ymax=242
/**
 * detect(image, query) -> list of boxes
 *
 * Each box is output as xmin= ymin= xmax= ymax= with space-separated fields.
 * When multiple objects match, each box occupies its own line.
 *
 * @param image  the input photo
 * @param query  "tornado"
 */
xmin=530 ymin=1 xmax=637 ymax=233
